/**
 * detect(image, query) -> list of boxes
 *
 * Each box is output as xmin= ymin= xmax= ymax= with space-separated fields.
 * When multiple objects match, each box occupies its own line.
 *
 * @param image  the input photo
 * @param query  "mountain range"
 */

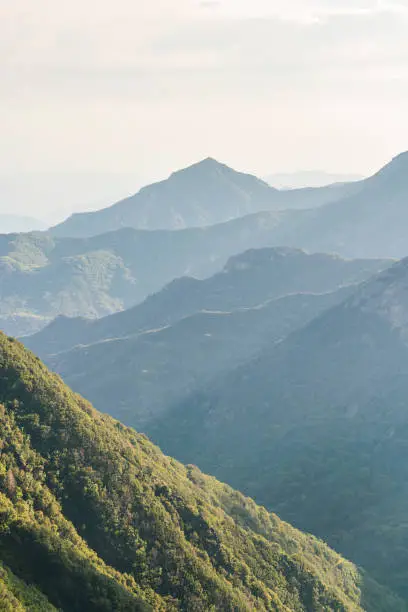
xmin=2 ymin=332 xmax=401 ymax=610
xmin=48 ymin=152 xmax=408 ymax=263
xmin=50 ymin=157 xmax=357 ymax=237
xmin=0 ymin=214 xmax=303 ymax=337
xmin=26 ymin=248 xmax=390 ymax=426
xmin=2 ymin=152 xmax=408 ymax=337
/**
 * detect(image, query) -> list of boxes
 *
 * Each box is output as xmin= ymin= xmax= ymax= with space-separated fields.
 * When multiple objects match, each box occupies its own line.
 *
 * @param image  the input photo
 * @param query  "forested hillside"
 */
xmin=0 ymin=332 xmax=403 ymax=611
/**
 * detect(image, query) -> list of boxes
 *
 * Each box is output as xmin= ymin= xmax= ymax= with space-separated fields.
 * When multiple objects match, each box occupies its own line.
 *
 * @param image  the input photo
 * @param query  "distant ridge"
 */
xmin=50 ymin=158 xmax=276 ymax=236
xmin=26 ymin=247 xmax=390 ymax=358
xmin=50 ymin=158 xmax=357 ymax=237
xmin=2 ymin=152 xmax=408 ymax=337
xmin=0 ymin=214 xmax=46 ymax=233
xmin=264 ymin=170 xmax=364 ymax=189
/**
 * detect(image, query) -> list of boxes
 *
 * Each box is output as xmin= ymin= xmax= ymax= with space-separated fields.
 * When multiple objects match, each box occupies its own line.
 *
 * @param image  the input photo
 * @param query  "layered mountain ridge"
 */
xmin=2 ymin=152 xmax=408 ymax=337
xmin=26 ymin=246 xmax=389 ymax=356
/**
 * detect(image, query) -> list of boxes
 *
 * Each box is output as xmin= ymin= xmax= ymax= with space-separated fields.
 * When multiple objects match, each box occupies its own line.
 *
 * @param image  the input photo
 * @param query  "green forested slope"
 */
xmin=0 ymin=561 xmax=56 ymax=611
xmin=0 ymin=333 xmax=403 ymax=611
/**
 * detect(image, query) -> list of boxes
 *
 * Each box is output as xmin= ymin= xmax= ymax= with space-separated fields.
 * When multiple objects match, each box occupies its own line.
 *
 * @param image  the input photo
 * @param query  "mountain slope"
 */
xmin=148 ymin=257 xmax=408 ymax=600
xmin=291 ymin=151 xmax=408 ymax=259
xmin=0 ymin=333 xmax=401 ymax=610
xmin=26 ymin=247 xmax=390 ymax=357
xmin=0 ymin=562 xmax=56 ymax=611
xmin=50 ymin=158 xmax=355 ymax=238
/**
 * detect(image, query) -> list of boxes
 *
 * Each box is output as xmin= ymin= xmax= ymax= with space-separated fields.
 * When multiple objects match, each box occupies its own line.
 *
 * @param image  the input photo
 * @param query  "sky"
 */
xmin=1 ymin=0 xmax=408 ymax=218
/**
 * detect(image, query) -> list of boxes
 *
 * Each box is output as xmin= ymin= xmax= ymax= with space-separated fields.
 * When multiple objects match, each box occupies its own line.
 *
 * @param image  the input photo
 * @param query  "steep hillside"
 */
xmin=149 ymin=257 xmax=408 ymax=600
xmin=25 ymin=247 xmax=390 ymax=357
xmin=0 ymin=562 xmax=56 ymax=611
xmin=0 ymin=333 xmax=400 ymax=611
xmin=291 ymin=151 xmax=408 ymax=258
xmin=50 ymin=158 xmax=354 ymax=238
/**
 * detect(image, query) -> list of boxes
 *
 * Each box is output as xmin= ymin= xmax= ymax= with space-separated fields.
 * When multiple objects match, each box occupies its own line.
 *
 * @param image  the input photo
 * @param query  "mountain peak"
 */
xmin=170 ymin=157 xmax=231 ymax=178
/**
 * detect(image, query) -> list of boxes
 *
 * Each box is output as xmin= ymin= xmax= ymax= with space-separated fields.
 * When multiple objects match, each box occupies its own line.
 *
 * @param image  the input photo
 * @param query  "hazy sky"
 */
xmin=1 ymin=0 xmax=408 ymax=216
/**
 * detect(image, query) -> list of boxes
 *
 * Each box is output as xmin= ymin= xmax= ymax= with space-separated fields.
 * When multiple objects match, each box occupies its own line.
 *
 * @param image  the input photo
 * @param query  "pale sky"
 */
xmin=1 ymin=0 xmax=408 ymax=217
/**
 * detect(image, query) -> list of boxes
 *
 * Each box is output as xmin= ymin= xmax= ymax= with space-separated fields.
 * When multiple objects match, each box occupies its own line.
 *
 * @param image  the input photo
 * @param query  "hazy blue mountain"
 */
xmin=264 ymin=170 xmax=364 ymax=189
xmin=260 ymin=152 xmax=408 ymax=259
xmin=50 ymin=158 xmax=357 ymax=237
xmin=25 ymin=247 xmax=390 ymax=358
xmin=148 ymin=256 xmax=408 ymax=600
xmin=3 ymin=152 xmax=408 ymax=338
xmin=51 ymin=152 xmax=408 ymax=261
xmin=291 ymin=151 xmax=408 ymax=258
xmin=0 ymin=214 xmax=298 ymax=336
xmin=0 ymin=214 xmax=46 ymax=233
xmin=0 ymin=209 xmax=374 ymax=338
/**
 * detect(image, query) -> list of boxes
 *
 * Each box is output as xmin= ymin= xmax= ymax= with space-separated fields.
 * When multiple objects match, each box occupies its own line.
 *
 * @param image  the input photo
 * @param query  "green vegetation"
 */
xmin=0 ymin=561 xmax=56 ymax=611
xmin=0 ymin=332 xmax=402 ymax=610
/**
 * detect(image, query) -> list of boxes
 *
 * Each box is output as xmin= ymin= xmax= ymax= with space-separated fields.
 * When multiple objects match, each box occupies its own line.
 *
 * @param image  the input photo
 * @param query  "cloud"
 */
xmin=0 ymin=0 xmax=407 ymax=191
xmin=197 ymin=0 xmax=408 ymax=22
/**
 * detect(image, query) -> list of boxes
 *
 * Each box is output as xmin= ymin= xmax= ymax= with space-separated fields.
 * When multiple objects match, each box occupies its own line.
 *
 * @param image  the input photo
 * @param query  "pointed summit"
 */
xmin=169 ymin=156 xmax=231 ymax=178
xmin=51 ymin=158 xmax=279 ymax=236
